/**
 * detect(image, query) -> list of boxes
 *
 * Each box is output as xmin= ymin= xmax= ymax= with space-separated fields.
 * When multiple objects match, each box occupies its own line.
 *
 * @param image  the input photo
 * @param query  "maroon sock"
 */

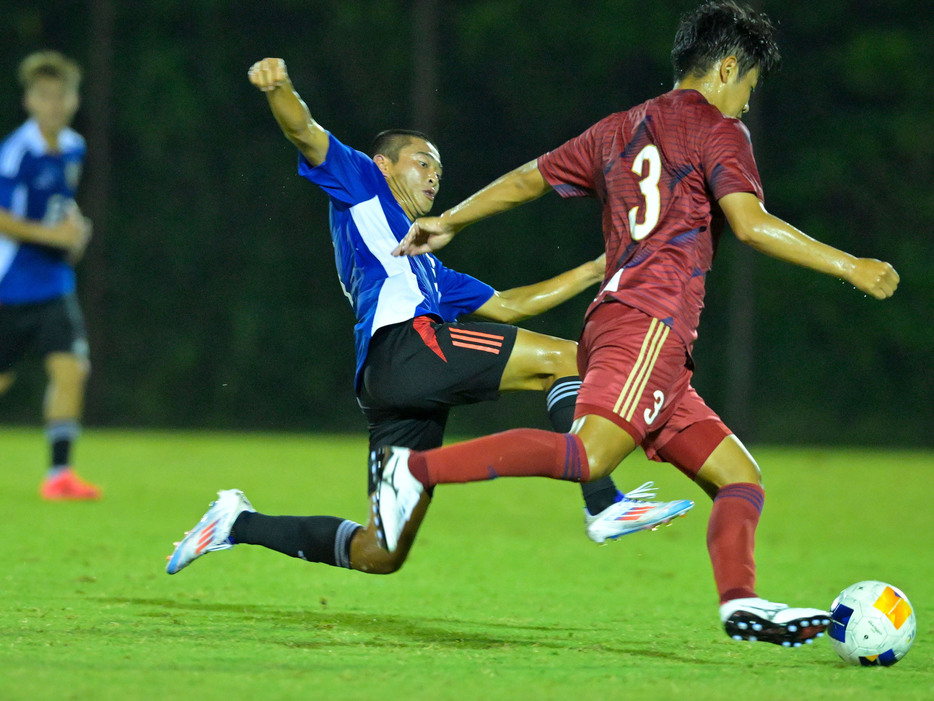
xmin=408 ymin=428 xmax=589 ymax=488
xmin=707 ymin=482 xmax=764 ymax=603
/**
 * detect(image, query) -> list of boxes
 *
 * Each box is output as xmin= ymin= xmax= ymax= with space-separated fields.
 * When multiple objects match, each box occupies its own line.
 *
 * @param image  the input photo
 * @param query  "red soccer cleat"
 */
xmin=40 ymin=468 xmax=102 ymax=501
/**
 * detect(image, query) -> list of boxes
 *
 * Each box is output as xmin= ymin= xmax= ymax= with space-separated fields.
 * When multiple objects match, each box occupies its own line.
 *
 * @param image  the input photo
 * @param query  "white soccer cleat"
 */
xmin=165 ymin=489 xmax=255 ymax=574
xmin=371 ymin=447 xmax=424 ymax=553
xmin=584 ymin=481 xmax=694 ymax=543
xmin=720 ymin=597 xmax=830 ymax=647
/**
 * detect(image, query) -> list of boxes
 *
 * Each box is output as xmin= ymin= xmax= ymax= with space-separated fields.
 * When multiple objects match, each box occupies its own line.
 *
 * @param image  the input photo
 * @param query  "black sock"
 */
xmin=545 ymin=376 xmax=580 ymax=433
xmin=51 ymin=439 xmax=71 ymax=468
xmin=46 ymin=420 xmax=79 ymax=469
xmin=580 ymin=479 xmax=622 ymax=515
xmin=230 ymin=512 xmax=361 ymax=569
xmin=547 ymin=376 xmax=621 ymax=514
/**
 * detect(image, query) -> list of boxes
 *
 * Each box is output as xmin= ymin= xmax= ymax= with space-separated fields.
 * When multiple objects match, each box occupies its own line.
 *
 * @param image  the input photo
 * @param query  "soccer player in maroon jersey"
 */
xmin=377 ymin=0 xmax=899 ymax=646
xmin=164 ymin=58 xmax=694 ymax=581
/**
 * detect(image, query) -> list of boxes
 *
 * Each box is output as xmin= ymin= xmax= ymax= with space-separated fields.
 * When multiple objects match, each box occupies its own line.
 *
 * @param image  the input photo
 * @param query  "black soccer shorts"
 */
xmin=0 ymin=293 xmax=89 ymax=371
xmin=358 ymin=315 xmax=518 ymax=488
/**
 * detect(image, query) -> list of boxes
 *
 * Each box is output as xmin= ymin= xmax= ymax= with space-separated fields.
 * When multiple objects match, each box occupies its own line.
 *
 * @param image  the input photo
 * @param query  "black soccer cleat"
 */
xmin=721 ymin=597 xmax=830 ymax=647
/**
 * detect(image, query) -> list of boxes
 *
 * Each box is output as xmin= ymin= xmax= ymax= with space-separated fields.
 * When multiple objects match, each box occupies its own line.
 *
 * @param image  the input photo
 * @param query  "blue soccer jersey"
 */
xmin=298 ymin=133 xmax=494 ymax=387
xmin=0 ymin=119 xmax=85 ymax=305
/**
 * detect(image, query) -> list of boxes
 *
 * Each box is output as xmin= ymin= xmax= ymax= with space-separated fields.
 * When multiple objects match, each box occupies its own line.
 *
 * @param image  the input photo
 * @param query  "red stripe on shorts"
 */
xmin=450 ymin=327 xmax=504 ymax=354
xmin=413 ymin=316 xmax=447 ymax=362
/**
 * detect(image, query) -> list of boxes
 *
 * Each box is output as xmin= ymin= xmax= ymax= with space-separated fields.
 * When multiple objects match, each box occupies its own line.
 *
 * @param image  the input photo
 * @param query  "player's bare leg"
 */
xmin=497 ymin=329 xmax=575 ymax=392
xmin=0 ymin=371 xmax=15 ymax=397
xmin=350 ymin=491 xmax=431 ymax=574
xmin=696 ymin=435 xmax=829 ymax=645
xmin=44 ymin=351 xmax=88 ymax=419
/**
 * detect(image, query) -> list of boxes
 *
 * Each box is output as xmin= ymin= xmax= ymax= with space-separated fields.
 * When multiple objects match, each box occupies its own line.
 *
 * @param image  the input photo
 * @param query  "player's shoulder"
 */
xmin=0 ymin=121 xmax=40 ymax=176
xmin=657 ymin=90 xmax=751 ymax=147
xmin=650 ymin=90 xmax=721 ymax=123
xmin=320 ymin=131 xmax=379 ymax=174
xmin=59 ymin=127 xmax=86 ymax=153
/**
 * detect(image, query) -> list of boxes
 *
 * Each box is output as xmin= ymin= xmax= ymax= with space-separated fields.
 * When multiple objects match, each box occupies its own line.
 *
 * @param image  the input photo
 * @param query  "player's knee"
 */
xmin=717 ymin=461 xmax=762 ymax=488
xmin=356 ymin=547 xmax=407 ymax=575
xmin=695 ymin=434 xmax=762 ymax=495
xmin=544 ymin=340 xmax=579 ymax=383
xmin=0 ymin=372 xmax=16 ymax=395
xmin=48 ymin=355 xmax=90 ymax=389
xmin=350 ymin=529 xmax=408 ymax=574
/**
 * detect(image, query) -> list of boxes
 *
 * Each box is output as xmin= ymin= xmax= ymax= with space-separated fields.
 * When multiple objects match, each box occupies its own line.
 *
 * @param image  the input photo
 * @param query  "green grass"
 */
xmin=0 ymin=427 xmax=932 ymax=700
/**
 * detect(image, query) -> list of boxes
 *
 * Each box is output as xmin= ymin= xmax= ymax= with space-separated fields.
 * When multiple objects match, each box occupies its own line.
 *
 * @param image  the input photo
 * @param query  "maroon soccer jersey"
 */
xmin=538 ymin=89 xmax=764 ymax=349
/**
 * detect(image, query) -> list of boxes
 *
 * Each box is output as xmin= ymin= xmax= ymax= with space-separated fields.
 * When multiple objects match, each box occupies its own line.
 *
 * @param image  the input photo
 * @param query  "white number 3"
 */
xmin=628 ymin=144 xmax=662 ymax=241
xmin=644 ymin=390 xmax=665 ymax=425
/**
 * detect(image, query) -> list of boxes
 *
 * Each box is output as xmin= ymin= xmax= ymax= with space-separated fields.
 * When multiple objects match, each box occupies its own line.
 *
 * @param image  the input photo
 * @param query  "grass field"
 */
xmin=1 ymin=427 xmax=931 ymax=700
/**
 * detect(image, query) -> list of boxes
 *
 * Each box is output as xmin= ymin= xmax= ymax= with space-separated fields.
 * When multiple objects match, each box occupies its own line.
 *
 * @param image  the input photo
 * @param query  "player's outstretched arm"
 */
xmin=248 ymin=58 xmax=329 ymax=167
xmin=473 ymin=253 xmax=605 ymax=323
xmin=720 ymin=192 xmax=900 ymax=300
xmin=393 ymin=160 xmax=552 ymax=257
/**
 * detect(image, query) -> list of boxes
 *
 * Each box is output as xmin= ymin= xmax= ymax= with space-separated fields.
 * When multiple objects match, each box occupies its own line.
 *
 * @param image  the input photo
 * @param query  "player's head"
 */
xmin=671 ymin=1 xmax=780 ymax=83
xmin=371 ymin=130 xmax=435 ymax=163
xmin=372 ymin=129 xmax=443 ymax=219
xmin=18 ymin=51 xmax=82 ymax=134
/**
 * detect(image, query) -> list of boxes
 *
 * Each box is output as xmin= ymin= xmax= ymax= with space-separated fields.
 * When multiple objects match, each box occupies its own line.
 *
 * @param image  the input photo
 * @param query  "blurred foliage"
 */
xmin=0 ymin=0 xmax=930 ymax=445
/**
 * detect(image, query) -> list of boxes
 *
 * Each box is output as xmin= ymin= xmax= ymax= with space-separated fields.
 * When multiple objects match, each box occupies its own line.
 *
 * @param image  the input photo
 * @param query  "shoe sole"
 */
xmin=41 ymin=492 xmax=101 ymax=500
xmin=724 ymin=611 xmax=829 ymax=647
xmin=594 ymin=503 xmax=694 ymax=544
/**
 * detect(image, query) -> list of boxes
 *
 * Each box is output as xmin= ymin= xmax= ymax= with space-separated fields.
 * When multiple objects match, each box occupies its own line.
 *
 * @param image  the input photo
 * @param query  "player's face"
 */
xmin=385 ymin=139 xmax=443 ymax=218
xmin=723 ymin=67 xmax=760 ymax=119
xmin=24 ymin=76 xmax=80 ymax=137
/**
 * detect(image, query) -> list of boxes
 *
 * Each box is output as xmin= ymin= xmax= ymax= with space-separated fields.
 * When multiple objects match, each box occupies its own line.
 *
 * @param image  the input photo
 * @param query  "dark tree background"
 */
xmin=1 ymin=0 xmax=931 ymax=446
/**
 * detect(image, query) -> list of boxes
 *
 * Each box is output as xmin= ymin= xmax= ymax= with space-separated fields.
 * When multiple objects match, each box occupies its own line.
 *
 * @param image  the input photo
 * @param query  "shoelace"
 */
xmin=622 ymin=480 xmax=657 ymax=502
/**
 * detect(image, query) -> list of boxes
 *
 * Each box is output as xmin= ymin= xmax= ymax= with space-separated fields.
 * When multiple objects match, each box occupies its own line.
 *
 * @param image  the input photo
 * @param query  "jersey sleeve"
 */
xmin=0 ymin=174 xmax=17 ymax=210
xmin=537 ymin=117 xmax=608 ymax=199
xmin=0 ymin=140 xmax=26 ymax=209
xmin=297 ymin=132 xmax=384 ymax=206
xmin=702 ymin=119 xmax=764 ymax=202
xmin=432 ymin=257 xmax=495 ymax=321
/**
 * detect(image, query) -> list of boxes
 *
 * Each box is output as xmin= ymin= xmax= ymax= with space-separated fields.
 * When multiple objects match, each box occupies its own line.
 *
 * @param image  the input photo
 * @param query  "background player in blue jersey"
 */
xmin=165 ymin=58 xmax=692 ymax=576
xmin=0 ymin=51 xmax=99 ymax=500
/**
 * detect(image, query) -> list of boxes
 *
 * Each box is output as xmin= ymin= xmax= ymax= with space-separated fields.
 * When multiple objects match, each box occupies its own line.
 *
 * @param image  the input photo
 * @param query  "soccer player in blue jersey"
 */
xmin=0 ymin=51 xmax=100 ymax=500
xmin=165 ymin=58 xmax=692 ymax=577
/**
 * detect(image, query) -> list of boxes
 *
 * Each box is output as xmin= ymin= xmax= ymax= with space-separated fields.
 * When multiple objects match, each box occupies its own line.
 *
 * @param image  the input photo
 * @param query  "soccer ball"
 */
xmin=829 ymin=581 xmax=916 ymax=666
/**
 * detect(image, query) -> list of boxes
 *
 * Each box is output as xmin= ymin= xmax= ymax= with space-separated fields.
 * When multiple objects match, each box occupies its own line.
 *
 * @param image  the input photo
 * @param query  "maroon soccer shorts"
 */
xmin=575 ymin=302 xmax=730 ymax=478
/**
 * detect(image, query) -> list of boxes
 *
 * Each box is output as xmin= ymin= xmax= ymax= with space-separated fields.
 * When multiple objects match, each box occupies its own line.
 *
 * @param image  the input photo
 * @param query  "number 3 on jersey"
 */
xmin=628 ymin=144 xmax=661 ymax=241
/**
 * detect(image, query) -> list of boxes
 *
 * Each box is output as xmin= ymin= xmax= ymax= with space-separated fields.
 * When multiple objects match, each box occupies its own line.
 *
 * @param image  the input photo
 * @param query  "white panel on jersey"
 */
xmin=350 ymin=196 xmax=423 ymax=333
xmin=0 ymin=235 xmax=17 ymax=282
xmin=0 ymin=184 xmax=27 ymax=281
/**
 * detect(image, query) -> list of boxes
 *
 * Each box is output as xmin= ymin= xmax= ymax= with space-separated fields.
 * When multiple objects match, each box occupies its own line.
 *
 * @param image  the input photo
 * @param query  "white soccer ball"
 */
xmin=829 ymin=580 xmax=916 ymax=666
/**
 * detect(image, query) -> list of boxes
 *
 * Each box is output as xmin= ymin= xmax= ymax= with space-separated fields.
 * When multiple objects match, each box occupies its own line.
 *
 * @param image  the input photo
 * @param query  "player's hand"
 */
xmin=46 ymin=207 xmax=91 ymax=252
xmin=392 ymin=216 xmax=456 ymax=257
xmin=65 ymin=205 xmax=92 ymax=264
xmin=248 ymin=58 xmax=290 ymax=92
xmin=847 ymin=258 xmax=899 ymax=299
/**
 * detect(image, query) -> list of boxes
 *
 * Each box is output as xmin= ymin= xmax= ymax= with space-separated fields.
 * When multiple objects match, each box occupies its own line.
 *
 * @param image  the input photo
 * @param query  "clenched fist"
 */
xmin=248 ymin=58 xmax=290 ymax=92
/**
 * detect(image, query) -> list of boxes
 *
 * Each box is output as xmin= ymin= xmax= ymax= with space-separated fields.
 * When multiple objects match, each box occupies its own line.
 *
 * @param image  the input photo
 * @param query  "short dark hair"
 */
xmin=670 ymin=1 xmax=780 ymax=82
xmin=371 ymin=129 xmax=435 ymax=162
